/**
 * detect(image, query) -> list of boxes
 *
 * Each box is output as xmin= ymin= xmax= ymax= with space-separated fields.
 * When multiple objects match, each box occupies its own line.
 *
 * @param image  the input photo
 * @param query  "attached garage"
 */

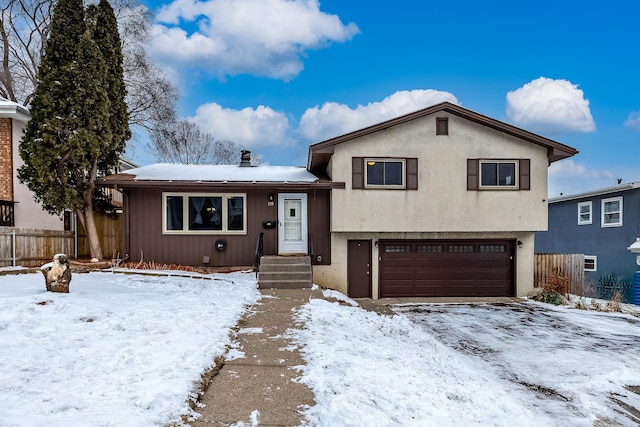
xmin=379 ymin=239 xmax=515 ymax=298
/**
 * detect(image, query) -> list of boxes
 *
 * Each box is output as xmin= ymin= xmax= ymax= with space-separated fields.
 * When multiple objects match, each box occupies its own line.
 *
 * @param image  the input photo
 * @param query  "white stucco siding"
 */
xmin=330 ymin=113 xmax=549 ymax=233
xmin=11 ymin=119 xmax=65 ymax=230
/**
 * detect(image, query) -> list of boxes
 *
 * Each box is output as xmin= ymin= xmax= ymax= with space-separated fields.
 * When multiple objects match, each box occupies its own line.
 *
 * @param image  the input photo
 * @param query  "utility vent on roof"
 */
xmin=239 ymin=150 xmax=251 ymax=167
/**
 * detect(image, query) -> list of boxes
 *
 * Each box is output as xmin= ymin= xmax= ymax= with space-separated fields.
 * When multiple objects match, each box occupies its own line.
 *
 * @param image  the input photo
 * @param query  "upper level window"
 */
xmin=163 ymin=192 xmax=246 ymax=234
xmin=578 ymin=201 xmax=592 ymax=225
xmin=436 ymin=117 xmax=449 ymax=135
xmin=601 ymin=196 xmax=622 ymax=227
xmin=479 ymin=160 xmax=518 ymax=189
xmin=365 ymin=159 xmax=405 ymax=188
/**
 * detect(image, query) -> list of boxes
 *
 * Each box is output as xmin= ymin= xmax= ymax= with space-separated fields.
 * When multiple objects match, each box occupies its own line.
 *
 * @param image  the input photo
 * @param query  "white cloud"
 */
xmin=149 ymin=0 xmax=359 ymax=81
xmin=506 ymin=77 xmax=595 ymax=135
xmin=624 ymin=111 xmax=640 ymax=131
xmin=298 ymin=89 xmax=459 ymax=142
xmin=191 ymin=103 xmax=292 ymax=148
xmin=548 ymin=159 xmax=617 ymax=197
xmin=548 ymin=159 xmax=614 ymax=180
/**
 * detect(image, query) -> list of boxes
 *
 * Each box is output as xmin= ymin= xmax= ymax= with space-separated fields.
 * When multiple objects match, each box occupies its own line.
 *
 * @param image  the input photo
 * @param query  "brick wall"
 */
xmin=0 ymin=118 xmax=14 ymax=201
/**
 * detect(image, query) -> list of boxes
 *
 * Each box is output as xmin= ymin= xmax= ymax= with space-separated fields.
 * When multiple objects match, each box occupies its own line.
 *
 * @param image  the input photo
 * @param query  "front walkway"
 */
xmin=191 ymin=288 xmax=320 ymax=426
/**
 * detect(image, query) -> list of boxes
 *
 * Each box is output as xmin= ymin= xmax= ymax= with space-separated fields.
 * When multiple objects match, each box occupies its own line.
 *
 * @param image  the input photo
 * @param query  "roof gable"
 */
xmin=307 ymin=102 xmax=578 ymax=174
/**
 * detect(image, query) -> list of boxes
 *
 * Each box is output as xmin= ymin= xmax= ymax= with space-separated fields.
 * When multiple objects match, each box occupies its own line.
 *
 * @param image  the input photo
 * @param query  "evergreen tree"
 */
xmin=87 ymin=0 xmax=130 ymax=172
xmin=18 ymin=0 xmax=86 ymax=213
xmin=18 ymin=0 xmax=128 ymax=260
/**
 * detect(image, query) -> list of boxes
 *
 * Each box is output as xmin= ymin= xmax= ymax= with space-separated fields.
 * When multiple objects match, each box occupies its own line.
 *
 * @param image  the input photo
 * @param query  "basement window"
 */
xmin=584 ymin=255 xmax=597 ymax=272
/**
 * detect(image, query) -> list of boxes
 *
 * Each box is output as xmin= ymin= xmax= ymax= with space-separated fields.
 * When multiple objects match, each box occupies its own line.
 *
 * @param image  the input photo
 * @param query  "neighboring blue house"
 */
xmin=535 ymin=182 xmax=640 ymax=302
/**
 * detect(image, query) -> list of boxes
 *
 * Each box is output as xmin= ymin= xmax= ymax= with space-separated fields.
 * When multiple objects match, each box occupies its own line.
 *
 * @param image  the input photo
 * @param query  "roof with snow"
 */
xmin=0 ymin=97 xmax=30 ymax=122
xmin=98 ymin=163 xmax=321 ymax=188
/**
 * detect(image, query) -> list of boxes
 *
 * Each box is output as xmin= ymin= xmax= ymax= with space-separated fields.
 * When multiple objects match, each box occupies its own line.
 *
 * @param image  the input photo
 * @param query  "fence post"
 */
xmin=12 ymin=229 xmax=16 ymax=267
xmin=73 ymin=212 xmax=78 ymax=259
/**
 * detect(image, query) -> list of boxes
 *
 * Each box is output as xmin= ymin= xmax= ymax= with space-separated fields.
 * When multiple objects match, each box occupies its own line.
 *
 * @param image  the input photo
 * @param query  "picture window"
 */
xmin=163 ymin=193 xmax=246 ymax=234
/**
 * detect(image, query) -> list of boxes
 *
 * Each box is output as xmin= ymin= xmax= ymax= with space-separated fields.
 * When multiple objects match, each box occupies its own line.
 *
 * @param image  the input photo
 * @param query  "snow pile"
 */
xmin=0 ymin=271 xmax=259 ymax=426
xmin=290 ymin=298 xmax=560 ymax=426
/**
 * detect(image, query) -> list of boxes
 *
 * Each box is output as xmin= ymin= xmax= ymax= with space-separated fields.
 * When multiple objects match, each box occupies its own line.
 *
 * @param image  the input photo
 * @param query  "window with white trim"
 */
xmin=584 ymin=255 xmax=597 ymax=272
xmin=163 ymin=193 xmax=246 ymax=234
xmin=479 ymin=160 xmax=518 ymax=189
xmin=578 ymin=201 xmax=592 ymax=225
xmin=601 ymin=196 xmax=623 ymax=227
xmin=365 ymin=158 xmax=405 ymax=188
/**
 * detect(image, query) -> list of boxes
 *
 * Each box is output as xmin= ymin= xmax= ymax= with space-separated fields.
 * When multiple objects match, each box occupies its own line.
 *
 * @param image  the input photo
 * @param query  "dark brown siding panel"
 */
xmin=467 ymin=159 xmax=479 ymax=190
xmin=308 ymin=189 xmax=331 ymax=265
xmin=352 ymin=157 xmax=364 ymax=189
xmin=406 ymin=158 xmax=418 ymax=190
xmin=123 ymin=187 xmax=330 ymax=268
xmin=520 ymin=159 xmax=530 ymax=190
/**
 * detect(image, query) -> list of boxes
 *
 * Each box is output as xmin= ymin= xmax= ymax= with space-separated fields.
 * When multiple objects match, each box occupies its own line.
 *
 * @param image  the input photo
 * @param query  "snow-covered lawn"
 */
xmin=291 ymin=295 xmax=640 ymax=426
xmin=0 ymin=270 xmax=259 ymax=426
xmin=3 ymin=270 xmax=639 ymax=427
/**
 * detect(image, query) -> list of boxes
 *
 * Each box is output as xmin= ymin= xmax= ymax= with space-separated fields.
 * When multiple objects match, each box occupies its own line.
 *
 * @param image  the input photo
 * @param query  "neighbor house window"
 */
xmin=479 ymin=160 xmax=518 ymax=188
xmin=584 ymin=255 xmax=597 ymax=272
xmin=365 ymin=158 xmax=405 ymax=188
xmin=578 ymin=201 xmax=592 ymax=225
xmin=601 ymin=196 xmax=622 ymax=227
xmin=163 ymin=193 xmax=246 ymax=234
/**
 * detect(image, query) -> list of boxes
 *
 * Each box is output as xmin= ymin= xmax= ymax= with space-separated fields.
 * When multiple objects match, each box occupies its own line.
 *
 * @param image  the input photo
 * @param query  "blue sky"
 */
xmin=129 ymin=0 xmax=640 ymax=197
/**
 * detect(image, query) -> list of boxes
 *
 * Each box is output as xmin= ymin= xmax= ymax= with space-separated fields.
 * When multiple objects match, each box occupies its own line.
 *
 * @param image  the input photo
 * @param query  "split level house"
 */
xmin=98 ymin=102 xmax=578 ymax=299
xmin=535 ymin=182 xmax=640 ymax=302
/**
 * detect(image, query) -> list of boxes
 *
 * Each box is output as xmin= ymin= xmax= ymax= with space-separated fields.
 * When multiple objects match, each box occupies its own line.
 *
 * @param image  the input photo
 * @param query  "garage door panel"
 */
xmin=379 ymin=239 xmax=514 ymax=298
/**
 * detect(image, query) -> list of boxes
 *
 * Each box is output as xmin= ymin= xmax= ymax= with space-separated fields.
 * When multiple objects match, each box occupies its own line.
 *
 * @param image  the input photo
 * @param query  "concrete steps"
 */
xmin=257 ymin=256 xmax=312 ymax=289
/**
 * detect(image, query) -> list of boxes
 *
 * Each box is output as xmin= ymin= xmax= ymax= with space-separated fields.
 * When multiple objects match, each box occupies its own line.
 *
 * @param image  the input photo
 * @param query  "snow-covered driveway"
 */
xmin=394 ymin=301 xmax=640 ymax=426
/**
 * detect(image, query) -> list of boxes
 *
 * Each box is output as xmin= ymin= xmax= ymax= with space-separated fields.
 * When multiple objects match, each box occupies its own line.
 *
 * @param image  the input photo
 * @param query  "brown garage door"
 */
xmin=379 ymin=239 xmax=514 ymax=298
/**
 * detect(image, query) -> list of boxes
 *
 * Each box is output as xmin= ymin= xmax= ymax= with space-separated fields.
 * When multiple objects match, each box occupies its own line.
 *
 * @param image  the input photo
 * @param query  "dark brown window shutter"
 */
xmin=520 ymin=159 xmax=530 ymax=190
xmin=467 ymin=159 xmax=479 ymax=190
xmin=436 ymin=117 xmax=449 ymax=135
xmin=352 ymin=157 xmax=364 ymax=189
xmin=406 ymin=158 xmax=418 ymax=190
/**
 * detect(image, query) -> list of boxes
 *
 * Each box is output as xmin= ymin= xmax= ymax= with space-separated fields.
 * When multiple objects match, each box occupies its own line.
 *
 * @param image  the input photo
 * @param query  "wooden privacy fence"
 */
xmin=0 ymin=214 xmax=122 ymax=267
xmin=534 ymin=253 xmax=585 ymax=294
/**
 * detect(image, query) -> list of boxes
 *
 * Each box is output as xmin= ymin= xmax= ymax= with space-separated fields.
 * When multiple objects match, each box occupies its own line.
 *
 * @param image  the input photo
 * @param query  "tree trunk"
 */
xmin=77 ymin=207 xmax=103 ymax=260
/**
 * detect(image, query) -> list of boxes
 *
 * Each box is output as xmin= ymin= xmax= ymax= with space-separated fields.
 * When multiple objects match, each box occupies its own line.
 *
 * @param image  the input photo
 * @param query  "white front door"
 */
xmin=278 ymin=193 xmax=308 ymax=254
